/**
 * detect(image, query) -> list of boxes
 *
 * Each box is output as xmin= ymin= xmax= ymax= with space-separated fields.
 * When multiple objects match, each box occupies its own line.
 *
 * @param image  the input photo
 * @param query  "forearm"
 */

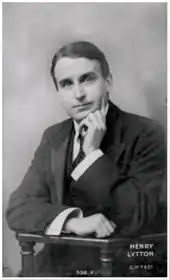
xmin=72 ymin=139 xmax=165 ymax=236
xmin=6 ymin=191 xmax=69 ymax=233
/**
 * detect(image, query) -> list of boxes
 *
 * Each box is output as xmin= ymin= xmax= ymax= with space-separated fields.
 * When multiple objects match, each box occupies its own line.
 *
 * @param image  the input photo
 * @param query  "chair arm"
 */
xmin=16 ymin=232 xmax=167 ymax=277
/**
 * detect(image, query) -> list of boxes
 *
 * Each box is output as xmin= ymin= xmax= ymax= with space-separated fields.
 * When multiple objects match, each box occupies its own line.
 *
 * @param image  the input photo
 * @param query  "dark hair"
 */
xmin=50 ymin=41 xmax=110 ymax=90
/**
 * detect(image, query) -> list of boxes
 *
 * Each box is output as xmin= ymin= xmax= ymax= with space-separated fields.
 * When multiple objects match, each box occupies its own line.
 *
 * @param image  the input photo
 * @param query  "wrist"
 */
xmin=64 ymin=217 xmax=79 ymax=232
xmin=84 ymin=147 xmax=97 ymax=156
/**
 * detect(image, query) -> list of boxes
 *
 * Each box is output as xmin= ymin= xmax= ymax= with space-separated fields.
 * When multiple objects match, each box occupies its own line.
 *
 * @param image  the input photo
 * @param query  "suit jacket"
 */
xmin=6 ymin=101 xmax=165 ymax=236
xmin=6 ymin=101 xmax=166 ymax=275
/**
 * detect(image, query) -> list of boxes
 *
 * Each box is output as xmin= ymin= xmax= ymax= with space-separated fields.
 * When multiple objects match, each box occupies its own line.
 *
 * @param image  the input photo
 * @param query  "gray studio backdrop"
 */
xmin=3 ymin=3 xmax=167 ymax=276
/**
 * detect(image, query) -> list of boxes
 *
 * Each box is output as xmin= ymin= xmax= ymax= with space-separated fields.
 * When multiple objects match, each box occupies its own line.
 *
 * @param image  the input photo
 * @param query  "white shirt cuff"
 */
xmin=71 ymin=149 xmax=104 ymax=181
xmin=45 ymin=208 xmax=83 ymax=236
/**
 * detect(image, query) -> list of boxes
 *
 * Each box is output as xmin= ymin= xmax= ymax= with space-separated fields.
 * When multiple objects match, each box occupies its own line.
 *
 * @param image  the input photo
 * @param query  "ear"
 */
xmin=105 ymin=73 xmax=113 ymax=92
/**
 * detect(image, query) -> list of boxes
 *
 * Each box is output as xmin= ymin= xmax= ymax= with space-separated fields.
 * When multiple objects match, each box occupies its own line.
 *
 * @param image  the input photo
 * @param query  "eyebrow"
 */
xmin=59 ymin=78 xmax=72 ymax=85
xmin=79 ymin=71 xmax=97 ymax=82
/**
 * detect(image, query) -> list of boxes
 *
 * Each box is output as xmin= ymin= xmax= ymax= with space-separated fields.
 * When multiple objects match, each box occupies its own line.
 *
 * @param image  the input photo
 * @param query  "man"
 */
xmin=6 ymin=41 xmax=165 ymax=276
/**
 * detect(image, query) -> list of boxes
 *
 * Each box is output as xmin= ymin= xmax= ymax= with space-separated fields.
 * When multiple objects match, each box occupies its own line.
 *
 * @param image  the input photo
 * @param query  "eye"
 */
xmin=84 ymin=75 xmax=93 ymax=81
xmin=80 ymin=73 xmax=97 ymax=83
xmin=60 ymin=79 xmax=73 ymax=88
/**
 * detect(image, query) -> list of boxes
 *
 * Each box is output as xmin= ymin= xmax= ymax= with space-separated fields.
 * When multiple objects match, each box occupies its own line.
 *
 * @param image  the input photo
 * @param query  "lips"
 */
xmin=74 ymin=103 xmax=91 ymax=108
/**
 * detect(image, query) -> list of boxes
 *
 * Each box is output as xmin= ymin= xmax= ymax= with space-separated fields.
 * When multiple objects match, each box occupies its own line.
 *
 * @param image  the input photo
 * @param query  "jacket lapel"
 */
xmin=50 ymin=119 xmax=73 ymax=204
xmin=101 ymin=101 xmax=125 ymax=164
xmin=106 ymin=142 xmax=126 ymax=165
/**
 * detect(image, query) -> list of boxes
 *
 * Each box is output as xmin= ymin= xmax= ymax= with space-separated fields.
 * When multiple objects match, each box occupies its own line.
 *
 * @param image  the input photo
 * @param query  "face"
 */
xmin=54 ymin=57 xmax=111 ymax=123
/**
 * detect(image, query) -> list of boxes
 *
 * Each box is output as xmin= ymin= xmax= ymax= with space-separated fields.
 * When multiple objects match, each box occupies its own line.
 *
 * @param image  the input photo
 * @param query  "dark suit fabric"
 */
xmin=6 ymin=102 xmax=166 ymax=275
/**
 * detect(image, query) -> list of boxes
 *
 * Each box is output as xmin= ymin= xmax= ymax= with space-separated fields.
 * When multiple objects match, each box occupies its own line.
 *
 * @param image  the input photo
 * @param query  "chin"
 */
xmin=73 ymin=112 xmax=89 ymax=123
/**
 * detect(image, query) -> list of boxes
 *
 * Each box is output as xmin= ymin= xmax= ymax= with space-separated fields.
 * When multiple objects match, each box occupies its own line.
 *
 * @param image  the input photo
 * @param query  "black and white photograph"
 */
xmin=3 ymin=2 xmax=167 ymax=277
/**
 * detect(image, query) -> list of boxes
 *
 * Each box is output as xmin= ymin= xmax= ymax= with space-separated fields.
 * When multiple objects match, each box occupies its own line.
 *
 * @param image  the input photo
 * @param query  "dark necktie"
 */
xmin=72 ymin=132 xmax=85 ymax=169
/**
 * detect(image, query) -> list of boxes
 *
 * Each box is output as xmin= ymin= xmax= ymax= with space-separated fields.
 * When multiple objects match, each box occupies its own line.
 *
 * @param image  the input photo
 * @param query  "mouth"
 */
xmin=73 ymin=102 xmax=92 ymax=109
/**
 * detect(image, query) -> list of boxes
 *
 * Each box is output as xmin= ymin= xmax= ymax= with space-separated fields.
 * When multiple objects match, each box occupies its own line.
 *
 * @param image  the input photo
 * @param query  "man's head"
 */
xmin=51 ymin=41 xmax=112 ymax=123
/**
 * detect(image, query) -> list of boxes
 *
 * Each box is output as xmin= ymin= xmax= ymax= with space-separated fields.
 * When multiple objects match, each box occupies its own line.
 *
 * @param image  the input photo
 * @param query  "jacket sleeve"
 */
xmin=6 ymin=129 xmax=69 ymax=233
xmin=73 ymin=122 xmax=166 ymax=236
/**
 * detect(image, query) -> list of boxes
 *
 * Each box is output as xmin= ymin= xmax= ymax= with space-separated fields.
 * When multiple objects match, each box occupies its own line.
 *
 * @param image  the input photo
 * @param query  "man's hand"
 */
xmin=64 ymin=213 xmax=116 ymax=238
xmin=81 ymin=109 xmax=106 ymax=156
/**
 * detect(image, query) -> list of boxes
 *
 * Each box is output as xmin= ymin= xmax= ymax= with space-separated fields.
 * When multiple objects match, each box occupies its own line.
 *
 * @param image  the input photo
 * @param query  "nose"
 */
xmin=74 ymin=82 xmax=85 ymax=99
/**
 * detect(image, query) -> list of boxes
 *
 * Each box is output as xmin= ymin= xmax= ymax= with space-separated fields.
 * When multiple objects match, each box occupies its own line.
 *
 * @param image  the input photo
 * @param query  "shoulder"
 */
xmin=109 ymin=101 xmax=164 ymax=139
xmin=40 ymin=118 xmax=73 ymax=147
xmin=120 ymin=110 xmax=164 ymax=141
xmin=117 ymin=110 xmax=165 ymax=166
xmin=44 ymin=118 xmax=72 ymax=135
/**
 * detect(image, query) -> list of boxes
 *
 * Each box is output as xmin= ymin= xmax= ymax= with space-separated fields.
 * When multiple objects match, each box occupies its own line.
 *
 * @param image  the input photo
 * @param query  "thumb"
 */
xmin=110 ymin=221 xmax=117 ymax=229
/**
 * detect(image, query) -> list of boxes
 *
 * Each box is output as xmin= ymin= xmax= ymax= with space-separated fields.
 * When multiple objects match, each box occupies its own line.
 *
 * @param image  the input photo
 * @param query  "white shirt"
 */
xmin=46 ymin=104 xmax=108 ymax=235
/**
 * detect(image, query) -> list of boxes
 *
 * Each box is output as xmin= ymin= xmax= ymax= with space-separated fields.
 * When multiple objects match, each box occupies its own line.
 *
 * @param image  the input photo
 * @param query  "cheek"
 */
xmin=85 ymin=82 xmax=101 ymax=94
xmin=59 ymin=90 xmax=72 ymax=106
xmin=86 ymin=82 xmax=105 ymax=99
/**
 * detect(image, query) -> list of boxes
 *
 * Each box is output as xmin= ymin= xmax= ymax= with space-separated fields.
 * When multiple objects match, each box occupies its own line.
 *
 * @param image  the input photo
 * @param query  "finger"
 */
xmin=89 ymin=111 xmax=105 ymax=130
xmin=101 ymin=96 xmax=106 ymax=116
xmin=80 ymin=118 xmax=90 ymax=130
xmin=110 ymin=221 xmax=117 ymax=229
xmin=94 ymin=110 xmax=106 ymax=129
xmin=93 ymin=216 xmax=106 ymax=238
xmin=88 ymin=113 xmax=101 ymax=129
xmin=81 ymin=117 xmax=96 ymax=137
xmin=100 ymin=217 xmax=115 ymax=236
xmin=97 ymin=220 xmax=114 ymax=238
xmin=95 ymin=217 xmax=111 ymax=238
xmin=95 ymin=225 xmax=108 ymax=238
xmin=102 ymin=219 xmax=115 ymax=235
xmin=100 ymin=221 xmax=112 ymax=237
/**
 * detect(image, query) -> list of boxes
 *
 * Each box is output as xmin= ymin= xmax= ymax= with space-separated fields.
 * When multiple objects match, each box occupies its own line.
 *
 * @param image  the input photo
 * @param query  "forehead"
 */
xmin=54 ymin=57 xmax=102 ymax=81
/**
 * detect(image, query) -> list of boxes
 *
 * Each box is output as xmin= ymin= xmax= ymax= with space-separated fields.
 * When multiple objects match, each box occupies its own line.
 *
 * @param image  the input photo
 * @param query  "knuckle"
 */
xmin=99 ymin=215 xmax=104 ymax=222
